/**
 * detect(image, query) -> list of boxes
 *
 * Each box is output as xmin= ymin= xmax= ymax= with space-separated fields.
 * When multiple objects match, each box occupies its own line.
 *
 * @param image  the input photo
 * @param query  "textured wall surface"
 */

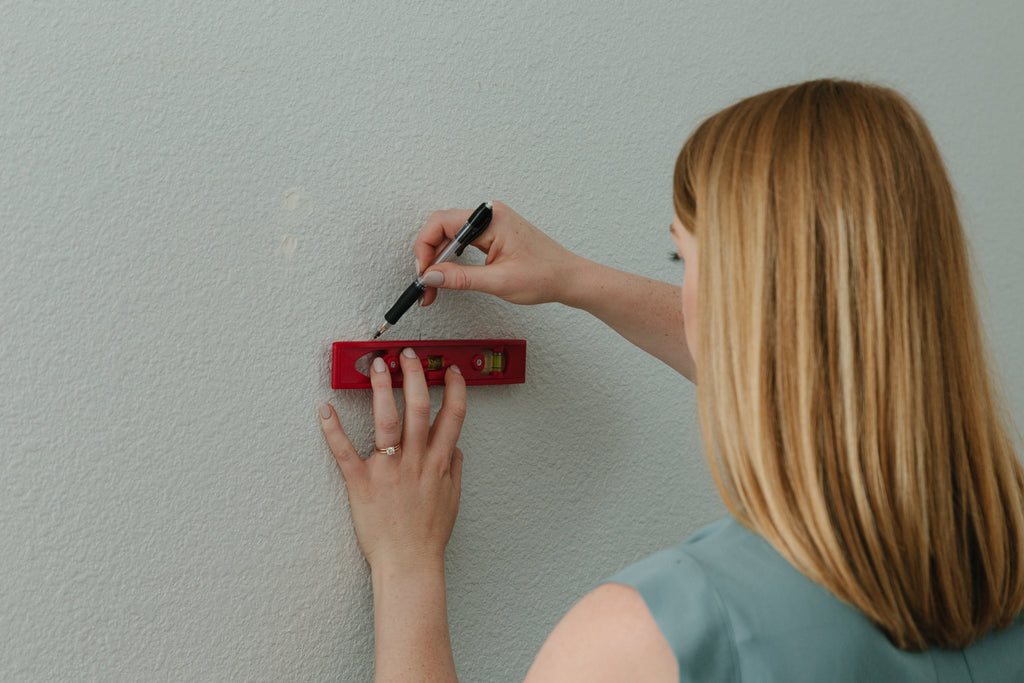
xmin=2 ymin=1 xmax=1022 ymax=680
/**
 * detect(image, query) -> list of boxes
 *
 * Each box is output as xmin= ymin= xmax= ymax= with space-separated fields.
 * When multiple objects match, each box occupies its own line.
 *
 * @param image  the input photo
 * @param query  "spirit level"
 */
xmin=331 ymin=339 xmax=526 ymax=389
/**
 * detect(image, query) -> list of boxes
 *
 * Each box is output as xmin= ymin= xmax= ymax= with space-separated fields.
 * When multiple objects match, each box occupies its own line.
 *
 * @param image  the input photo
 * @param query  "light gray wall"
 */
xmin=2 ymin=1 xmax=1021 ymax=680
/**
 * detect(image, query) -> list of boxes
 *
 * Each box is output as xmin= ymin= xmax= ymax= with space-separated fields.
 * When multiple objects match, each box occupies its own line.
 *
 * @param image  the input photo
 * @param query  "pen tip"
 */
xmin=485 ymin=200 xmax=493 ymax=209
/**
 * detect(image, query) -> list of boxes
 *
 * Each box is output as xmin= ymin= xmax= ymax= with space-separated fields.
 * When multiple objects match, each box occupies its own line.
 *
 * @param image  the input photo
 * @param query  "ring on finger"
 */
xmin=373 ymin=443 xmax=402 ymax=456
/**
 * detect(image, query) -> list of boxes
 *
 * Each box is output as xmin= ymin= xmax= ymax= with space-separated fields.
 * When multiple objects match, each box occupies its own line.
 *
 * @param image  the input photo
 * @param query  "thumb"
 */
xmin=422 ymin=263 xmax=502 ymax=296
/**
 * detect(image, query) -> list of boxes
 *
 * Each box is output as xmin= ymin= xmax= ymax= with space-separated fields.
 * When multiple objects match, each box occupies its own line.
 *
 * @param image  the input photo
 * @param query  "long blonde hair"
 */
xmin=674 ymin=79 xmax=1024 ymax=650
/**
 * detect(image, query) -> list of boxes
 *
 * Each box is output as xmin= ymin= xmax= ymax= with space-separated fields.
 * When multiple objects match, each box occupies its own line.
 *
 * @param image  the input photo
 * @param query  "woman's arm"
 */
xmin=561 ymin=256 xmax=694 ymax=381
xmin=414 ymin=202 xmax=695 ymax=382
xmin=318 ymin=348 xmax=678 ymax=683
xmin=319 ymin=348 xmax=465 ymax=682
xmin=370 ymin=561 xmax=455 ymax=682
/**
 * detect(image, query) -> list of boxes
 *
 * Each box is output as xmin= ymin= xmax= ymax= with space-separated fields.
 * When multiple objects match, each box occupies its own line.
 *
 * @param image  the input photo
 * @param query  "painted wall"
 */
xmin=3 ymin=1 xmax=1021 ymax=679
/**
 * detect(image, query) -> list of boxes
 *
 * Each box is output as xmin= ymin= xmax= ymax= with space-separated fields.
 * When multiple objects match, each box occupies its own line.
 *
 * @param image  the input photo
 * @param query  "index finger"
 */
xmin=318 ymin=403 xmax=366 ymax=484
xmin=414 ymin=208 xmax=494 ymax=274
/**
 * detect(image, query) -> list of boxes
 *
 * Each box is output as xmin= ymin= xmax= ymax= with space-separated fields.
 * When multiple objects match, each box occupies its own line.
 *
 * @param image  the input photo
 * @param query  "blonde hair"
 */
xmin=674 ymin=79 xmax=1024 ymax=650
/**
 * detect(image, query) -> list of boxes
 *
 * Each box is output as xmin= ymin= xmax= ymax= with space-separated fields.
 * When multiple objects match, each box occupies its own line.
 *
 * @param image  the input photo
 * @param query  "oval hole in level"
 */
xmin=353 ymin=351 xmax=385 ymax=377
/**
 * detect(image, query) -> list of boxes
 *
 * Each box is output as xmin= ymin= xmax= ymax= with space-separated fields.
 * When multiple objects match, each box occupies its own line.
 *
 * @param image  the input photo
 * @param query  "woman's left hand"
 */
xmin=318 ymin=347 xmax=466 ymax=573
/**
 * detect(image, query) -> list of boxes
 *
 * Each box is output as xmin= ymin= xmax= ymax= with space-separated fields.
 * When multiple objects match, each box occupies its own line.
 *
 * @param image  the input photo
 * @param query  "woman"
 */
xmin=318 ymin=80 xmax=1024 ymax=681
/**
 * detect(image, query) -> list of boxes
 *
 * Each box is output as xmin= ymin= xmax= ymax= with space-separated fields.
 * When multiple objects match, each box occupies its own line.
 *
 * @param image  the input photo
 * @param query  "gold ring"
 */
xmin=374 ymin=443 xmax=401 ymax=456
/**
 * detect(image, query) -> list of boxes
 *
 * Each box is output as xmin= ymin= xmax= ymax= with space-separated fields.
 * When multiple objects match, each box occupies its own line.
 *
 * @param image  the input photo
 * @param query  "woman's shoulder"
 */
xmin=606 ymin=517 xmax=751 ymax=680
xmin=611 ymin=516 xmax=849 ymax=622
xmin=608 ymin=517 xmax=1024 ymax=682
xmin=610 ymin=517 xmax=924 ymax=679
xmin=523 ymin=582 xmax=677 ymax=682
xmin=522 ymin=519 xmax=758 ymax=682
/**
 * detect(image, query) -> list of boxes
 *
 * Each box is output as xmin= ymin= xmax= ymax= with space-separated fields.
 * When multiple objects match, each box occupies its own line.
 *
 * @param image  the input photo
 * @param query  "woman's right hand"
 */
xmin=414 ymin=201 xmax=581 ymax=308
xmin=416 ymin=201 xmax=696 ymax=379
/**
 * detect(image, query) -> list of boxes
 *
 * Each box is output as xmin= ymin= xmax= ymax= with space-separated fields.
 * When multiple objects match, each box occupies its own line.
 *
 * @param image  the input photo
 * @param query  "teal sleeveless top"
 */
xmin=607 ymin=517 xmax=1024 ymax=682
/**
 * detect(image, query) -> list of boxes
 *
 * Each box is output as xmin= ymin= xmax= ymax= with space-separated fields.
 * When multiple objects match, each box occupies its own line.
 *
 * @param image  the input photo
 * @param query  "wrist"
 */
xmin=559 ymin=254 xmax=600 ymax=310
xmin=369 ymin=555 xmax=455 ymax=682
xmin=370 ymin=554 xmax=446 ymax=588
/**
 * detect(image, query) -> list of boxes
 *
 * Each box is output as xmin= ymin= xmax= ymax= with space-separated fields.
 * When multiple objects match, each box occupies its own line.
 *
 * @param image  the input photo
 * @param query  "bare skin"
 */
xmin=319 ymin=203 xmax=697 ymax=681
xmin=320 ymin=352 xmax=465 ymax=682
xmin=415 ymin=202 xmax=696 ymax=381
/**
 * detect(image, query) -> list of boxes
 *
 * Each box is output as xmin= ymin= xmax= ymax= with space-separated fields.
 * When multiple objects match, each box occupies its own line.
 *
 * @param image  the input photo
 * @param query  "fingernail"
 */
xmin=402 ymin=347 xmax=417 ymax=359
xmin=415 ymin=259 xmax=423 ymax=276
xmin=449 ymin=365 xmax=461 ymax=375
xmin=372 ymin=357 xmax=387 ymax=373
xmin=318 ymin=403 xmax=331 ymax=420
xmin=421 ymin=271 xmax=444 ymax=287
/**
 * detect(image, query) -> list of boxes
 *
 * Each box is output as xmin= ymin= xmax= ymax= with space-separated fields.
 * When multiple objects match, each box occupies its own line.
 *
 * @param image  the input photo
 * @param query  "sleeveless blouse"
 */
xmin=607 ymin=517 xmax=1024 ymax=682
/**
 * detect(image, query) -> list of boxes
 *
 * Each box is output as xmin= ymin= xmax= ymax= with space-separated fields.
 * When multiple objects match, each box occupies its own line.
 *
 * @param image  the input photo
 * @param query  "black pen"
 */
xmin=372 ymin=201 xmax=493 ymax=339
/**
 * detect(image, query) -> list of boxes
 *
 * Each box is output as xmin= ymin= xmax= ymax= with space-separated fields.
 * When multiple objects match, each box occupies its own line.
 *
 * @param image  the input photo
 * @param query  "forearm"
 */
xmin=371 ymin=561 xmax=457 ymax=683
xmin=562 ymin=256 xmax=695 ymax=382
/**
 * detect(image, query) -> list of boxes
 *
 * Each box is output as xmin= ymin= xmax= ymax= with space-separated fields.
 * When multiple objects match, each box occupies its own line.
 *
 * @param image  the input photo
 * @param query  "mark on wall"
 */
xmin=283 ymin=187 xmax=311 ymax=214
xmin=279 ymin=187 xmax=312 ymax=259
xmin=280 ymin=234 xmax=298 ymax=257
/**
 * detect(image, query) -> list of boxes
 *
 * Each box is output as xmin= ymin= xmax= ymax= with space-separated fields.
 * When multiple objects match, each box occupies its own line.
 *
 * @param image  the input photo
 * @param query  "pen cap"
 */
xmin=454 ymin=202 xmax=493 ymax=256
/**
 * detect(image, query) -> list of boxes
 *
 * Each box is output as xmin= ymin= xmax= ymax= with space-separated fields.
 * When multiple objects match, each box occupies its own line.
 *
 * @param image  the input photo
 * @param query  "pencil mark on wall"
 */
xmin=280 ymin=234 xmax=298 ymax=257
xmin=283 ymin=187 xmax=312 ymax=214
xmin=279 ymin=187 xmax=312 ymax=260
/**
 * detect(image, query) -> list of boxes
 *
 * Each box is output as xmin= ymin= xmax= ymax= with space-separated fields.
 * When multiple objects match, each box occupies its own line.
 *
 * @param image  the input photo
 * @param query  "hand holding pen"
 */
xmin=411 ymin=201 xmax=695 ymax=377
xmin=413 ymin=201 xmax=581 ymax=309
xmin=373 ymin=201 xmax=494 ymax=338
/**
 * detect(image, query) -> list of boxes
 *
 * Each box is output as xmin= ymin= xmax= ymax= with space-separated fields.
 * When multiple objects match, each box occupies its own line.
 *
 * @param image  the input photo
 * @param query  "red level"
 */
xmin=331 ymin=339 xmax=526 ymax=389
